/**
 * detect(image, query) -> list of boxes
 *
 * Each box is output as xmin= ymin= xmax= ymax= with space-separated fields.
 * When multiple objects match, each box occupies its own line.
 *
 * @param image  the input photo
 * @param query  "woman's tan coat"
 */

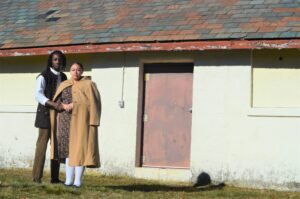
xmin=50 ymin=76 xmax=101 ymax=168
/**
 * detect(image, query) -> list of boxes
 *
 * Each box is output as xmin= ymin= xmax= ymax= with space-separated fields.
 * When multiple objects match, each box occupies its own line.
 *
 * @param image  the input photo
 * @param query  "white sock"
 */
xmin=73 ymin=166 xmax=85 ymax=187
xmin=65 ymin=158 xmax=74 ymax=185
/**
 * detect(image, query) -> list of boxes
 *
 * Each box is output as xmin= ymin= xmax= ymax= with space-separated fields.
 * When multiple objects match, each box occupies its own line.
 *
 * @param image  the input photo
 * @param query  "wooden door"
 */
xmin=142 ymin=63 xmax=193 ymax=168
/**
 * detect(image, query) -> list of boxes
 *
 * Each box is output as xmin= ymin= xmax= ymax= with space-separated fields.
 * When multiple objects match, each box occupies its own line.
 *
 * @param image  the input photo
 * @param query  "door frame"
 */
xmin=135 ymin=60 xmax=194 ymax=167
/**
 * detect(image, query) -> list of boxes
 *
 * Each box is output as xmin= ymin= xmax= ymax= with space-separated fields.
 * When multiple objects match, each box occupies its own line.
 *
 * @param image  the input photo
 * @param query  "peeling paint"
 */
xmin=106 ymin=46 xmax=122 ymax=51
xmin=13 ymin=52 xmax=33 ymax=56
xmin=207 ymin=45 xmax=228 ymax=49
xmin=0 ymin=154 xmax=34 ymax=168
xmin=100 ymin=160 xmax=135 ymax=177
xmin=174 ymin=47 xmax=184 ymax=50
xmin=1 ymin=39 xmax=300 ymax=57
xmin=255 ymin=42 xmax=290 ymax=49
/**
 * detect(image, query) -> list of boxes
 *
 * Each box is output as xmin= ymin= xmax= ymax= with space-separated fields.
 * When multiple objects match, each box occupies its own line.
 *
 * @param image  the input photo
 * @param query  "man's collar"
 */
xmin=50 ymin=67 xmax=60 ymax=75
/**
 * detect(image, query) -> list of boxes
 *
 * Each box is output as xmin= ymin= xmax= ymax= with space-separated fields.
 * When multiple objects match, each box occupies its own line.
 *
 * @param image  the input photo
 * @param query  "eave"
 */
xmin=0 ymin=39 xmax=300 ymax=57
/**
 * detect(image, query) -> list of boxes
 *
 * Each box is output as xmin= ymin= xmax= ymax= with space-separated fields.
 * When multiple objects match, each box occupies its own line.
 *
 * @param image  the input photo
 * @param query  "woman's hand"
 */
xmin=62 ymin=103 xmax=73 ymax=112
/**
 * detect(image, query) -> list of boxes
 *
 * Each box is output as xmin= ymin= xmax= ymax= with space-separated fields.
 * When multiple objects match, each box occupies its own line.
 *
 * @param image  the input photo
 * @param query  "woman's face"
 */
xmin=70 ymin=63 xmax=83 ymax=81
xmin=52 ymin=54 xmax=62 ymax=70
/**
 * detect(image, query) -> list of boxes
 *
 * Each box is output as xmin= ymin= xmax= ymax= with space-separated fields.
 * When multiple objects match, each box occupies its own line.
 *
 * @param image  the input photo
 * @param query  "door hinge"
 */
xmin=143 ymin=114 xmax=148 ymax=122
xmin=144 ymin=73 xmax=149 ymax=81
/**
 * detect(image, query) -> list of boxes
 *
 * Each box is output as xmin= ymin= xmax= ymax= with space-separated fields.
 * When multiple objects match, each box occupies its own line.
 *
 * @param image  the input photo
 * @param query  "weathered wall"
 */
xmin=191 ymin=50 xmax=300 ymax=190
xmin=0 ymin=56 xmax=43 ymax=168
xmin=91 ymin=52 xmax=139 ymax=176
xmin=0 ymin=50 xmax=299 ymax=190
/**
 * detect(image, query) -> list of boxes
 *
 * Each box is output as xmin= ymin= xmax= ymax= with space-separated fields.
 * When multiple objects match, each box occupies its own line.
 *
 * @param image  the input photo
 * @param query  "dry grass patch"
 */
xmin=0 ymin=168 xmax=299 ymax=199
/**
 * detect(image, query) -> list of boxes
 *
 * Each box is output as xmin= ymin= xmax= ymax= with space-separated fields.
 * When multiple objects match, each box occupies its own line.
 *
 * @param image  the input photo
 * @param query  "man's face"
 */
xmin=52 ymin=54 xmax=62 ymax=70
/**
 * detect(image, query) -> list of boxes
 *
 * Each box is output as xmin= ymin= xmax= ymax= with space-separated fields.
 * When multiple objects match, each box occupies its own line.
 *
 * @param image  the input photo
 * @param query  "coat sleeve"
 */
xmin=88 ymin=81 xmax=101 ymax=126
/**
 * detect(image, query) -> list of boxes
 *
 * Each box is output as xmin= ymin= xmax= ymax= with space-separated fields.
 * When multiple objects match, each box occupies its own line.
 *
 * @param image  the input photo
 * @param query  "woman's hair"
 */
xmin=72 ymin=62 xmax=84 ymax=71
xmin=47 ymin=50 xmax=67 ymax=70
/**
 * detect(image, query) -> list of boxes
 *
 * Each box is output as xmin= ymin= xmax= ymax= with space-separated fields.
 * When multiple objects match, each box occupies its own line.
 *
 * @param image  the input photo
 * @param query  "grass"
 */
xmin=0 ymin=168 xmax=300 ymax=199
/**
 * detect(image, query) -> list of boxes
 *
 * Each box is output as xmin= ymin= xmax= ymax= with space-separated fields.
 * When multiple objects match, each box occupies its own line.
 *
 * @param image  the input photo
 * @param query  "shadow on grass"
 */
xmin=0 ymin=183 xmax=39 ymax=189
xmin=85 ymin=172 xmax=225 ymax=193
xmin=0 ymin=182 xmax=80 ymax=195
xmin=103 ymin=183 xmax=225 ymax=193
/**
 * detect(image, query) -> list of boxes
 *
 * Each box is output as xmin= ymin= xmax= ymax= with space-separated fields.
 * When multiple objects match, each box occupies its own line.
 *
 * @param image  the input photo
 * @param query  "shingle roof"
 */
xmin=0 ymin=0 xmax=299 ymax=49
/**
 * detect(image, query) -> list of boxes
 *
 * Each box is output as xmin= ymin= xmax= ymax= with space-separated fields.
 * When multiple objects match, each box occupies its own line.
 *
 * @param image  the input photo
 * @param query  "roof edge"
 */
xmin=1 ymin=39 xmax=300 ymax=57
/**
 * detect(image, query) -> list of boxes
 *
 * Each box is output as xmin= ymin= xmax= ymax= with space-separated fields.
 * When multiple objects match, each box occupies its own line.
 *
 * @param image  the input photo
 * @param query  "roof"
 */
xmin=0 ymin=0 xmax=299 ymax=50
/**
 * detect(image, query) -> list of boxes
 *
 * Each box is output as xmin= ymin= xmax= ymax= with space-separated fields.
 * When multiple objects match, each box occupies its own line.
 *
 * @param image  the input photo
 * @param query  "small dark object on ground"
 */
xmin=193 ymin=172 xmax=212 ymax=187
xmin=193 ymin=172 xmax=225 ymax=190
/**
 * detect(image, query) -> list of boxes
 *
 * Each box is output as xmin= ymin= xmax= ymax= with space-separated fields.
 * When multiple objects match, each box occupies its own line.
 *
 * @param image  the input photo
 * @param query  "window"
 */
xmin=252 ymin=49 xmax=300 ymax=108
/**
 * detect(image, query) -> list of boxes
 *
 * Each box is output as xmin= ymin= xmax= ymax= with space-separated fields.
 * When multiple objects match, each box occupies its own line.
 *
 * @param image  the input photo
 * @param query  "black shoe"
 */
xmin=50 ymin=179 xmax=64 ymax=184
xmin=64 ymin=183 xmax=72 ymax=187
xmin=33 ymin=179 xmax=41 ymax=183
xmin=73 ymin=185 xmax=81 ymax=188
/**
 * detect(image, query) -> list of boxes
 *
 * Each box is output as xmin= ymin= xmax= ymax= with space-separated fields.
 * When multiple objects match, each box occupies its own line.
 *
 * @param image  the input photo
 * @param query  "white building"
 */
xmin=0 ymin=0 xmax=299 ymax=190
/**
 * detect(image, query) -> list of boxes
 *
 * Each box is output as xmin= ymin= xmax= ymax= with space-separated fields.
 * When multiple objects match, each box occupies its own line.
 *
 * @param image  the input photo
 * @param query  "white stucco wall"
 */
xmin=0 ymin=50 xmax=299 ymax=190
xmin=0 ymin=54 xmax=92 ymax=168
xmin=190 ymin=50 xmax=300 ymax=190
xmin=0 ymin=56 xmax=45 ymax=168
xmin=91 ymin=53 xmax=140 ymax=176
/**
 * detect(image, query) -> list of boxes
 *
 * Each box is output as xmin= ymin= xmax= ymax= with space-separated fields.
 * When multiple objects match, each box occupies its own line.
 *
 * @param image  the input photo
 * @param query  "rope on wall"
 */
xmin=119 ymin=52 xmax=125 ymax=108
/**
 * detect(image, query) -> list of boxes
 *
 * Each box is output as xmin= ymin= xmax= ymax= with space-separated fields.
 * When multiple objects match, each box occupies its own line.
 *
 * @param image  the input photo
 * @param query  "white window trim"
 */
xmin=0 ymin=105 xmax=36 ymax=113
xmin=248 ymin=107 xmax=300 ymax=117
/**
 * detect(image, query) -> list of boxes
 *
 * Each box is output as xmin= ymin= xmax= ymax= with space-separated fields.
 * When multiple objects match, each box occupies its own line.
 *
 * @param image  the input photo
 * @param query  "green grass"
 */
xmin=0 ymin=168 xmax=299 ymax=199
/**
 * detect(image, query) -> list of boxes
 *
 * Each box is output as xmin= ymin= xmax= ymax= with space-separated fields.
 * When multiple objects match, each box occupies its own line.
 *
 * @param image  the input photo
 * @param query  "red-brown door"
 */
xmin=142 ymin=63 xmax=193 ymax=168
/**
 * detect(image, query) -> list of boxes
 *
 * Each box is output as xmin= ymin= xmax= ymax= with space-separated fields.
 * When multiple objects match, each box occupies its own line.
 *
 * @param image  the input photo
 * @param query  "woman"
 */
xmin=50 ymin=62 xmax=101 ymax=187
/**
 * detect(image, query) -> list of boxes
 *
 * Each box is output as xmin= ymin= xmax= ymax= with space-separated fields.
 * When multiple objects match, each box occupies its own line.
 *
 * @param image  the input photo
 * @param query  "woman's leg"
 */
xmin=73 ymin=166 xmax=85 ymax=187
xmin=65 ymin=158 xmax=74 ymax=185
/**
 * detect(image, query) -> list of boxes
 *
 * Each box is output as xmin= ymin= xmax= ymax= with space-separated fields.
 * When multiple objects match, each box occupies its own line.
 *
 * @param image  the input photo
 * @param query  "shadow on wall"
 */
xmin=0 ymin=56 xmax=47 ymax=73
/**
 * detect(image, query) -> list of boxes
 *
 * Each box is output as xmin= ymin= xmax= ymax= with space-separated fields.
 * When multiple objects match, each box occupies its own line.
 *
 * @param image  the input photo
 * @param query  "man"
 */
xmin=32 ymin=50 xmax=67 ymax=183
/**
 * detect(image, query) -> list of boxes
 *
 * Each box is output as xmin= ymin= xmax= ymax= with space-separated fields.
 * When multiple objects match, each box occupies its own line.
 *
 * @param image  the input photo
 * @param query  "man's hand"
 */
xmin=46 ymin=100 xmax=62 ymax=111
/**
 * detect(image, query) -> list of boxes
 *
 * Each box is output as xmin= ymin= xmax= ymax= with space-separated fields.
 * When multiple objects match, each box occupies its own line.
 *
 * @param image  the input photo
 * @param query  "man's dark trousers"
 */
xmin=32 ymin=128 xmax=60 ymax=183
